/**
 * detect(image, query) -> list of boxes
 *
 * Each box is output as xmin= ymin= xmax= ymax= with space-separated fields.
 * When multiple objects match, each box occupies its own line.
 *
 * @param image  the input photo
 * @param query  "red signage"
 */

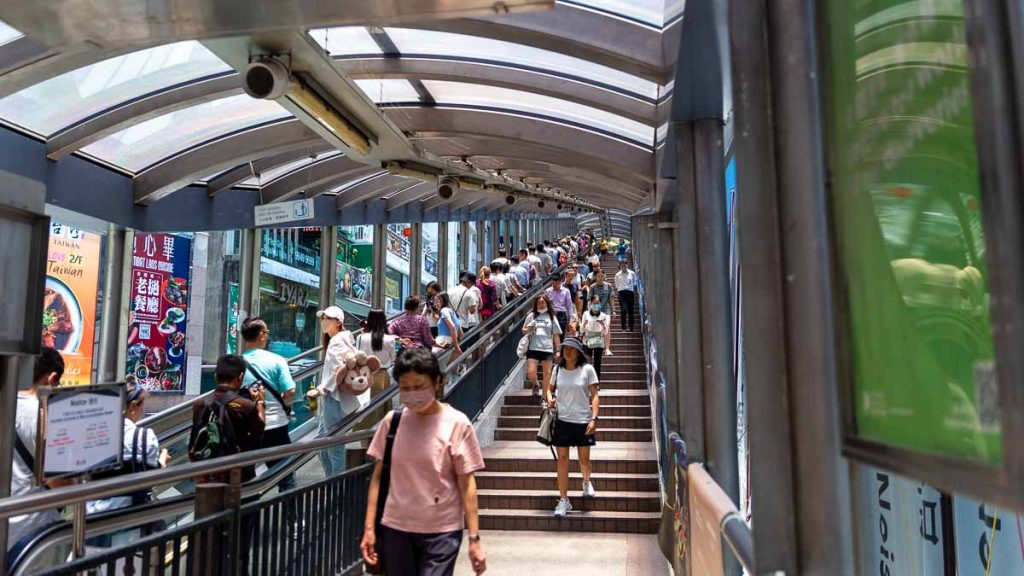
xmin=402 ymin=227 xmax=412 ymax=238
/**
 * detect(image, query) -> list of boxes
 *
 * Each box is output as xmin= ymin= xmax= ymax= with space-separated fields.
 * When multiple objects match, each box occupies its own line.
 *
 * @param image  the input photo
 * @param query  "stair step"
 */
xmin=495 ymin=428 xmax=652 ymax=442
xmin=498 ymin=415 xmax=652 ymax=429
xmin=595 ymin=381 xmax=647 ymax=390
xmin=479 ymin=509 xmax=660 ymax=534
xmin=475 ymin=471 xmax=660 ymax=492
xmin=478 ymin=489 xmax=661 ymax=513
xmin=482 ymin=442 xmax=658 ymax=474
xmin=504 ymin=390 xmax=650 ymax=406
xmin=502 ymin=405 xmax=651 ymax=417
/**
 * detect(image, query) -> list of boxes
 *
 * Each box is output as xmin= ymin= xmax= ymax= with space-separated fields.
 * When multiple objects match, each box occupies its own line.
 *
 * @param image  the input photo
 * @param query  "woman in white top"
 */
xmin=308 ymin=306 xmax=357 ymax=476
xmin=545 ymin=338 xmax=600 ymax=518
xmin=579 ymin=295 xmax=610 ymax=379
xmin=522 ymin=294 xmax=562 ymax=398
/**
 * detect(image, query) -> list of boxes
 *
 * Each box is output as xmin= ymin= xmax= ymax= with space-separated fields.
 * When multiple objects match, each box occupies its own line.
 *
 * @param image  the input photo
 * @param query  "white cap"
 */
xmin=316 ymin=306 xmax=345 ymax=322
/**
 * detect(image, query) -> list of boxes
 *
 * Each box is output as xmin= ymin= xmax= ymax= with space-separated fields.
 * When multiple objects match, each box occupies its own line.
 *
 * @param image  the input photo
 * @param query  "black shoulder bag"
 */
xmin=367 ymin=409 xmax=403 ymax=575
xmin=247 ymin=364 xmax=292 ymax=416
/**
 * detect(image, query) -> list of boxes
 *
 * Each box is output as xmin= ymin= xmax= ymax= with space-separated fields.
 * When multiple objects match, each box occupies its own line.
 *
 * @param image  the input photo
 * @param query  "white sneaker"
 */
xmin=582 ymin=481 xmax=596 ymax=498
xmin=604 ymin=349 xmax=613 ymax=357
xmin=554 ymin=497 xmax=573 ymax=518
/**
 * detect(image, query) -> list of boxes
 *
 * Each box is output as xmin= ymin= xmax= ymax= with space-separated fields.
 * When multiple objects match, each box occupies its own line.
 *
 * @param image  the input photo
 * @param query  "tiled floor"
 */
xmin=454 ymin=531 xmax=671 ymax=575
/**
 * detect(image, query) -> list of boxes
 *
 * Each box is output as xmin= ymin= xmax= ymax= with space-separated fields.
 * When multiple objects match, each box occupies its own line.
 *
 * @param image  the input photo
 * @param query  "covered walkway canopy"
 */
xmin=0 ymin=0 xmax=686 ymax=233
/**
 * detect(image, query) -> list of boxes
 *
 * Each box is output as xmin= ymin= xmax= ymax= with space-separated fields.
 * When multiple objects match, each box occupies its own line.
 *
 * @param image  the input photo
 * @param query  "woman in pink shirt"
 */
xmin=361 ymin=349 xmax=487 ymax=575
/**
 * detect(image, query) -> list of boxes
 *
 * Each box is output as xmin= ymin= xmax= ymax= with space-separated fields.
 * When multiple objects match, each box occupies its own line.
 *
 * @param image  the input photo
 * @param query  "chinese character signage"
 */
xmin=126 ymin=233 xmax=192 ymax=393
xmin=226 ymin=283 xmax=240 ymax=354
xmin=42 ymin=223 xmax=103 ymax=386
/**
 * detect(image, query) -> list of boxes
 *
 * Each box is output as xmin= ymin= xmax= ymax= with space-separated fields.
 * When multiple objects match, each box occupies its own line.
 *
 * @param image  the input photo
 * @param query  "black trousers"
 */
xmin=380 ymin=524 xmax=463 ymax=576
xmin=617 ymin=290 xmax=635 ymax=331
xmin=586 ymin=346 xmax=603 ymax=379
xmin=262 ymin=425 xmax=297 ymax=493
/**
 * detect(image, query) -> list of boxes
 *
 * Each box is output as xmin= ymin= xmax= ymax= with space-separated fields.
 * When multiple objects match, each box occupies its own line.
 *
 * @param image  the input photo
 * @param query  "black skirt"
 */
xmin=552 ymin=419 xmax=596 ymax=447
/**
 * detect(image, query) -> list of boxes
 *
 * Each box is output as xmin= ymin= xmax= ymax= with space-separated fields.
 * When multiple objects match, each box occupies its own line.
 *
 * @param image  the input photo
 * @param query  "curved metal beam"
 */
xmin=403 ymin=4 xmax=672 ymax=82
xmin=133 ymin=119 xmax=322 ymax=205
xmin=457 ymin=156 xmax=649 ymax=202
xmin=47 ymin=73 xmax=242 ymax=159
xmin=422 ymin=136 xmax=652 ymax=191
xmin=336 ymin=173 xmax=415 ymax=210
xmin=392 ymin=107 xmax=653 ymax=183
xmin=207 ymin=143 xmax=335 ymax=196
xmin=260 ymin=154 xmax=368 ymax=203
xmin=385 ymin=181 xmax=435 ymax=211
xmin=339 ymin=58 xmax=656 ymax=124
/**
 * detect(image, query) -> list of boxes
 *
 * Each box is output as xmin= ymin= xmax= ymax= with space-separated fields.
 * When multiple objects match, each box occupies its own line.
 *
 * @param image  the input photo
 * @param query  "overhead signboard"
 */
xmin=38 ymin=383 xmax=124 ymax=480
xmin=254 ymin=199 xmax=314 ymax=227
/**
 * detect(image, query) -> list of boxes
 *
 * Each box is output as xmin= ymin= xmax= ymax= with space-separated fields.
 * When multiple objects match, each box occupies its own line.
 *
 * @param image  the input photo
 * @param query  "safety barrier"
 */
xmin=8 ymin=266 xmax=565 ymax=575
xmin=635 ymin=263 xmax=756 ymax=575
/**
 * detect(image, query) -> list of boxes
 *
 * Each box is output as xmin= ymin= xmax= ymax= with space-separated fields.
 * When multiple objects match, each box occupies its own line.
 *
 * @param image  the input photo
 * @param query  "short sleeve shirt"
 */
xmin=368 ymin=405 xmax=485 ymax=534
xmin=525 ymin=311 xmax=562 ymax=352
xmin=554 ymin=364 xmax=600 ymax=424
xmin=243 ymin=348 xmax=297 ymax=430
xmin=591 ymin=282 xmax=615 ymax=313
xmin=437 ymin=308 xmax=460 ymax=338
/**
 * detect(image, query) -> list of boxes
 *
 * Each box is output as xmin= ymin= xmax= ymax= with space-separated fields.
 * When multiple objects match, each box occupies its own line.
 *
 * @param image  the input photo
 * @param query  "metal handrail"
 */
xmin=10 ymin=267 xmax=570 ymax=572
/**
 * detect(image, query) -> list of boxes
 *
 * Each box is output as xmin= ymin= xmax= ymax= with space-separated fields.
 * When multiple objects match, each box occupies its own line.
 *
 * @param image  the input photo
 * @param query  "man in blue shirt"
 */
xmin=241 ymin=317 xmax=297 ymax=493
xmin=511 ymin=255 xmax=530 ymax=289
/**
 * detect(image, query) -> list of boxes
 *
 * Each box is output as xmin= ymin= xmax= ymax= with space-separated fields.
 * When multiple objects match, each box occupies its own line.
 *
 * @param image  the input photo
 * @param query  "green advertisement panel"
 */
xmin=823 ymin=0 xmax=1000 ymax=463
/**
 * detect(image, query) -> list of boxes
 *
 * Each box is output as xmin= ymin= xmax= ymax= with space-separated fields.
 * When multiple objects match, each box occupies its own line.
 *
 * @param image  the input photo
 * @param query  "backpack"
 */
xmin=189 ymin=394 xmax=240 ymax=462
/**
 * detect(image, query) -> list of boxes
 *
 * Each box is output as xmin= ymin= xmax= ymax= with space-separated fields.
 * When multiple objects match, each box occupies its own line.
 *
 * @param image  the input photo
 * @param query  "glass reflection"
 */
xmin=824 ymin=0 xmax=999 ymax=462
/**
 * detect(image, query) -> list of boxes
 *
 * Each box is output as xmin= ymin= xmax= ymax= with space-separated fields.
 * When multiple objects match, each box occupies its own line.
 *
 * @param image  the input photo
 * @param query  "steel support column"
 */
xmin=489 ymin=219 xmax=500 ymax=263
xmin=730 ymin=0 xmax=853 ymax=573
xmin=0 ymin=355 xmax=31 ymax=572
xmin=96 ymin=225 xmax=125 ymax=383
xmin=409 ymin=222 xmax=423 ymax=293
xmin=437 ymin=221 xmax=449 ymax=289
xmin=319 ymin=227 xmax=338 ymax=312
xmin=459 ymin=221 xmax=470 ymax=273
xmin=371 ymin=224 xmax=387 ymax=309
xmin=476 ymin=219 xmax=487 ymax=268
xmin=237 ymin=228 xmax=261 ymax=349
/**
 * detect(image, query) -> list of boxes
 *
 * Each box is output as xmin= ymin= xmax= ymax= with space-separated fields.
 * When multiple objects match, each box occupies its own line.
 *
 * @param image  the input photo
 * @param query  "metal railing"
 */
xmin=636 ymin=261 xmax=757 ymax=575
xmin=9 ymin=267 xmax=566 ymax=575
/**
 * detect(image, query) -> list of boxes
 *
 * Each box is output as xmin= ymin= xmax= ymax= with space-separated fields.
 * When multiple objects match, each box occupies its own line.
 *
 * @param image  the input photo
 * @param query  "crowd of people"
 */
xmin=9 ymin=229 xmax=636 ymax=575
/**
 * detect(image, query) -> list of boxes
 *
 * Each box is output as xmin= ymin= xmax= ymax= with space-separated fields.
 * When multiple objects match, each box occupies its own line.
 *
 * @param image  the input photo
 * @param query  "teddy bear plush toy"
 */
xmin=335 ymin=350 xmax=382 ymax=394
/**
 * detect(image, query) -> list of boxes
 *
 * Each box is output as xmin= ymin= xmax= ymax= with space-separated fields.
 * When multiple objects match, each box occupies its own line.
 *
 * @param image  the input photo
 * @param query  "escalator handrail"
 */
xmin=9 ymin=268 xmax=570 ymax=573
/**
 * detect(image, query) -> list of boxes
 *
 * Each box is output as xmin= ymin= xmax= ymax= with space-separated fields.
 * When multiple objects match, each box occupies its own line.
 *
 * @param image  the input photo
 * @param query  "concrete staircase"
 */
xmin=478 ymin=254 xmax=659 ymax=534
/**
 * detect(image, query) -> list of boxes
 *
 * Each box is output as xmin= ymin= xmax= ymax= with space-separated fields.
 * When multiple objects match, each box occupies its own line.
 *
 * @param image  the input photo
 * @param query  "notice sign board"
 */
xmin=254 ymin=199 xmax=314 ymax=227
xmin=38 ymin=383 xmax=123 ymax=480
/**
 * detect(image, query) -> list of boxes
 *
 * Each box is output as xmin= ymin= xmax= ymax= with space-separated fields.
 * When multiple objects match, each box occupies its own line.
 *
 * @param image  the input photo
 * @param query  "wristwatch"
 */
xmin=468 ymin=533 xmax=482 ymax=543
xmin=591 ymin=415 xmax=599 ymax=421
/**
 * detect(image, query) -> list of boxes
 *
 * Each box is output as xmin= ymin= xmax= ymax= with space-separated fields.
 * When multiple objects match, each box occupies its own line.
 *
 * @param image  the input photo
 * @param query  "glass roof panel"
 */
xmin=81 ymin=94 xmax=290 ymax=172
xmin=355 ymin=79 xmax=421 ymax=104
xmin=418 ymin=80 xmax=654 ymax=146
xmin=383 ymin=28 xmax=658 ymax=100
xmin=0 ymin=41 xmax=231 ymax=137
xmin=0 ymin=20 xmax=23 ymax=47
xmin=559 ymin=0 xmax=669 ymax=27
xmin=308 ymin=27 xmax=382 ymax=56
xmin=241 ymin=150 xmax=344 ymax=186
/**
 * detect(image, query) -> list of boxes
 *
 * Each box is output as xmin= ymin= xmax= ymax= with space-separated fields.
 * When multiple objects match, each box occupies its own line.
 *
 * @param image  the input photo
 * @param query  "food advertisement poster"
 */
xmin=43 ymin=223 xmax=102 ymax=386
xmin=126 ymin=233 xmax=192 ymax=393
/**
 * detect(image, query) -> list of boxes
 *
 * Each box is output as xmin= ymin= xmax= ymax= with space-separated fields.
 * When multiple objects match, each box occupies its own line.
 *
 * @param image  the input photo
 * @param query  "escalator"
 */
xmin=12 ymin=272 xmax=563 ymax=574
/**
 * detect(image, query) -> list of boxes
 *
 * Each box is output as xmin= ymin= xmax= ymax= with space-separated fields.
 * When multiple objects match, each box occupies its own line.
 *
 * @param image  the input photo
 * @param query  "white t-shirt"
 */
xmin=554 ymin=364 xmax=600 ymax=424
xmin=492 ymin=272 xmax=508 ymax=306
xmin=354 ymin=332 xmax=399 ymax=370
xmin=587 ymin=255 xmax=600 ymax=266
xmin=525 ymin=311 xmax=562 ymax=352
xmin=448 ymin=284 xmax=480 ymax=326
xmin=527 ymin=256 xmax=543 ymax=284
xmin=580 ymin=312 xmax=610 ymax=349
xmin=615 ymin=269 xmax=638 ymax=292
xmin=87 ymin=419 xmax=161 ymax=513
xmin=10 ymin=393 xmax=60 ymax=550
